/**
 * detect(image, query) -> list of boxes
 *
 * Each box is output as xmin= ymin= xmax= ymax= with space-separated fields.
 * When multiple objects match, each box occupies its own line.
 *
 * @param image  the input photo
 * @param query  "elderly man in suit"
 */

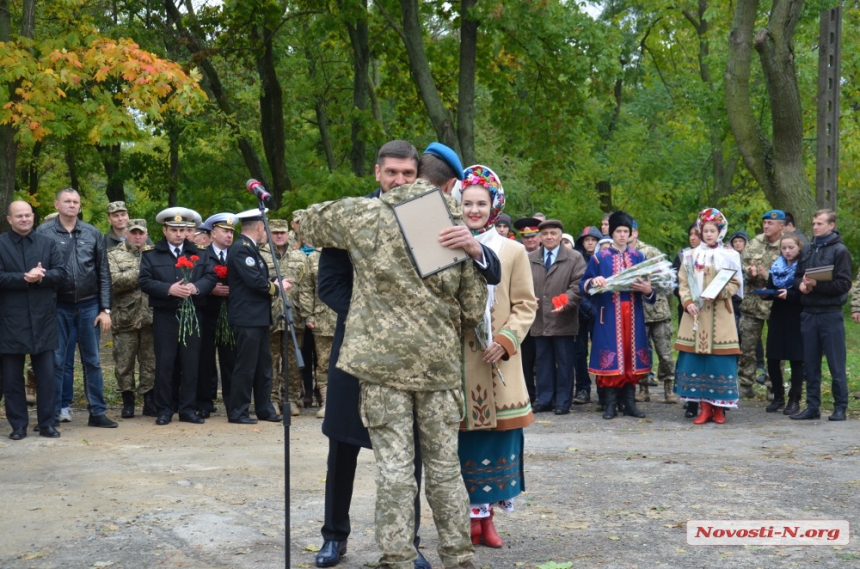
xmin=529 ymin=219 xmax=586 ymax=415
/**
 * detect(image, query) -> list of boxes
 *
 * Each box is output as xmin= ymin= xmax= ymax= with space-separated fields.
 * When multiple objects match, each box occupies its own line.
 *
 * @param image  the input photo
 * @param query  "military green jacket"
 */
xmin=299 ymin=179 xmax=488 ymax=391
xmin=300 ymin=249 xmax=338 ymax=337
xmin=107 ymin=242 xmax=153 ymax=332
xmin=260 ymin=244 xmax=307 ymax=333
xmin=634 ymin=240 xmax=672 ymax=323
xmin=740 ymin=233 xmax=782 ymax=320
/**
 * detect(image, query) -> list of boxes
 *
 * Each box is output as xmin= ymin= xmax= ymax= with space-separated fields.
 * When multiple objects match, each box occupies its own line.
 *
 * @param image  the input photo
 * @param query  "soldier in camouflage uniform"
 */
xmin=107 ymin=219 xmax=156 ymax=418
xmin=299 ymin=246 xmax=337 ymax=419
xmin=632 ymin=228 xmax=677 ymax=403
xmin=260 ymin=218 xmax=308 ymax=416
xmin=738 ymin=210 xmax=785 ymax=398
xmin=850 ymin=268 xmax=860 ymax=323
xmin=299 ymin=144 xmax=486 ymax=569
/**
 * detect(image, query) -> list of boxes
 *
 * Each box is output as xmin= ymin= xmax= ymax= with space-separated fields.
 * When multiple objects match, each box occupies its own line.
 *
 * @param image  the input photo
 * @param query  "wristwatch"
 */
xmin=104 ymin=309 xmax=111 ymax=315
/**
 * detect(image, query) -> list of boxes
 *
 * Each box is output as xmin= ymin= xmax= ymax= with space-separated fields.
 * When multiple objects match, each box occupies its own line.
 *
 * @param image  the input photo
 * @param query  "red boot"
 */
xmin=470 ymin=517 xmax=482 ymax=545
xmin=693 ymin=401 xmax=713 ymax=424
xmin=480 ymin=511 xmax=504 ymax=548
xmin=712 ymin=405 xmax=726 ymax=424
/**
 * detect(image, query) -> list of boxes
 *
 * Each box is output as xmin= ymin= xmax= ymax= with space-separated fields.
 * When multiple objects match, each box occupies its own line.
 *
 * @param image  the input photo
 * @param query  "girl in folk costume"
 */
xmin=674 ymin=208 xmax=743 ymax=424
xmin=580 ymin=211 xmax=656 ymax=420
xmin=453 ymin=165 xmax=536 ymax=549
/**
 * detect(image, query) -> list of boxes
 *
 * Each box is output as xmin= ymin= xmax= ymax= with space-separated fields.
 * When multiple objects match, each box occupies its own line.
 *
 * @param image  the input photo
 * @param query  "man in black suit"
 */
xmin=197 ymin=213 xmax=237 ymax=418
xmin=139 ymin=207 xmax=217 ymax=426
xmin=226 ymin=209 xmax=291 ymax=424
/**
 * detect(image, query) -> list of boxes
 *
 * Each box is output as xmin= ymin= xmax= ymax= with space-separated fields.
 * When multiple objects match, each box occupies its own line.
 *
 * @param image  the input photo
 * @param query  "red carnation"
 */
xmin=551 ymin=294 xmax=569 ymax=310
xmin=213 ymin=265 xmax=228 ymax=279
xmin=190 ymin=255 xmax=200 ymax=262
xmin=175 ymin=257 xmax=194 ymax=270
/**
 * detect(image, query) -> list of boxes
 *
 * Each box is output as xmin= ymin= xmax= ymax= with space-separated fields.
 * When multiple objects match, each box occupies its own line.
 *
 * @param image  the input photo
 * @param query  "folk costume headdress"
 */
xmin=454 ymin=164 xmax=505 ymax=235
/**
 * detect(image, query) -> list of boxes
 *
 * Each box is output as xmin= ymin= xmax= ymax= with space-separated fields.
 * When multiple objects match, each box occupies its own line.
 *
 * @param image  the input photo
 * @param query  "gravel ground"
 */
xmin=1 ymin=397 xmax=858 ymax=569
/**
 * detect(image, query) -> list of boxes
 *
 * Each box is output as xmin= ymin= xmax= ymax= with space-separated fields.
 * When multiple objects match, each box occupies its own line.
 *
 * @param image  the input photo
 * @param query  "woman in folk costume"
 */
xmin=579 ymin=211 xmax=656 ymax=420
xmin=674 ymin=207 xmax=743 ymax=424
xmin=453 ymin=165 xmax=536 ymax=550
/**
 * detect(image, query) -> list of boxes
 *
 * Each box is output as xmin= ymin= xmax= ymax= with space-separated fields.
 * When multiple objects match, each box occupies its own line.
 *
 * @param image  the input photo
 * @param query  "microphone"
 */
xmin=246 ymin=179 xmax=272 ymax=202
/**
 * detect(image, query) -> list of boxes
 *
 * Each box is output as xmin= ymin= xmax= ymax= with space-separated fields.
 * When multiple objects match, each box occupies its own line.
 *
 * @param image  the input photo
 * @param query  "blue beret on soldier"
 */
xmin=762 ymin=209 xmax=786 ymax=221
xmin=423 ymin=142 xmax=464 ymax=180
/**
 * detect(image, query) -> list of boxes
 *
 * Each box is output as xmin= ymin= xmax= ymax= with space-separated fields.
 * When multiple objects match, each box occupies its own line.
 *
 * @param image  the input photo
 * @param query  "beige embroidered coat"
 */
xmin=675 ymin=261 xmax=742 ymax=356
xmin=461 ymin=238 xmax=537 ymax=431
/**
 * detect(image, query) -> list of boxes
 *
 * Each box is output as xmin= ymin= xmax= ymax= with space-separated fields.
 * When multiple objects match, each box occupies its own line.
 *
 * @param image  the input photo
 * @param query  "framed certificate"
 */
xmin=392 ymin=188 xmax=469 ymax=278
xmin=805 ymin=265 xmax=834 ymax=282
xmin=700 ymin=268 xmax=737 ymax=300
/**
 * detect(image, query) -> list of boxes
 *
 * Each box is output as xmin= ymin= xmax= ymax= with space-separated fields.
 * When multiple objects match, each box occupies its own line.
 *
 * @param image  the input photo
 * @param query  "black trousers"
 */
xmin=322 ymin=427 xmax=423 ymax=546
xmin=801 ymin=311 xmax=848 ymax=412
xmin=153 ymin=309 xmax=201 ymax=417
xmin=767 ymin=359 xmax=804 ymax=402
xmin=197 ymin=311 xmax=236 ymax=412
xmin=535 ymin=335 xmax=576 ymax=410
xmin=2 ymin=351 xmax=55 ymax=430
xmin=521 ymin=333 xmax=536 ymax=402
xmin=229 ymin=326 xmax=277 ymax=421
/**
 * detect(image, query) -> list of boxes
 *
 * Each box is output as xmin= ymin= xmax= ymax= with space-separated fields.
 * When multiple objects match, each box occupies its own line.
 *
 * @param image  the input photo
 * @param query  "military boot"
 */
xmin=663 ymin=380 xmax=678 ymax=403
xmin=622 ymin=384 xmax=646 ymax=418
xmin=602 ymin=388 xmax=618 ymax=420
xmin=121 ymin=391 xmax=136 ymax=419
xmin=142 ymin=390 xmax=158 ymax=417
xmin=636 ymin=380 xmax=650 ymax=402
xmin=316 ymin=386 xmax=326 ymax=419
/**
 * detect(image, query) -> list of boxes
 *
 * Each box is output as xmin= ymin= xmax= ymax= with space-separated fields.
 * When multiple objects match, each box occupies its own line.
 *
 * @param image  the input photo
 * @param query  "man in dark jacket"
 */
xmin=313 ymin=140 xmax=501 ymax=569
xmin=0 ymin=201 xmax=68 ymax=439
xmin=571 ymin=226 xmax=601 ymax=404
xmin=791 ymin=209 xmax=852 ymax=422
xmin=36 ymin=188 xmax=117 ymax=428
xmin=225 ymin=209 xmax=290 ymax=424
xmin=139 ymin=207 xmax=217 ymax=425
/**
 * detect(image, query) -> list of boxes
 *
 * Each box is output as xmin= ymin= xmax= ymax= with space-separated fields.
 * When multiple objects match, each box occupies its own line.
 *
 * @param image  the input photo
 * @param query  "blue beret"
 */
xmin=631 ymin=219 xmax=638 ymax=230
xmin=762 ymin=209 xmax=786 ymax=221
xmin=423 ymin=142 xmax=464 ymax=180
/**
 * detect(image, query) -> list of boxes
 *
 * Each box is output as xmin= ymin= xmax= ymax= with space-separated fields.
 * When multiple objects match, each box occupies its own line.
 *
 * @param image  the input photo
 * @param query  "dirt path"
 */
xmin=1 ymin=400 xmax=858 ymax=568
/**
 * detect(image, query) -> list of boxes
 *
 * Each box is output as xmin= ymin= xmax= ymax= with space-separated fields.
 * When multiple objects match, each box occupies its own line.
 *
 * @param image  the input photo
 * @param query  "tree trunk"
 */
xmin=25 ymin=141 xmax=41 ymax=196
xmin=97 ymin=143 xmax=125 ymax=203
xmin=341 ymin=0 xmax=370 ymax=176
xmin=399 ymin=0 xmax=459 ymax=152
xmin=315 ymin=101 xmax=337 ymax=172
xmin=368 ymin=59 xmax=387 ymax=138
xmin=65 ymin=144 xmax=80 ymax=191
xmin=164 ymin=0 xmax=271 ymax=194
xmin=726 ymin=0 xmax=816 ymax=231
xmin=168 ymin=120 xmax=181 ymax=207
xmin=457 ymin=0 xmax=478 ymax=167
xmin=255 ymin=24 xmax=292 ymax=208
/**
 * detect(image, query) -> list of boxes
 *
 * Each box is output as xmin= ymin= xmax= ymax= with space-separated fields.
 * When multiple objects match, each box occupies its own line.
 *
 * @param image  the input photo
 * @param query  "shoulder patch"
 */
xmin=245 ymin=256 xmax=255 ymax=266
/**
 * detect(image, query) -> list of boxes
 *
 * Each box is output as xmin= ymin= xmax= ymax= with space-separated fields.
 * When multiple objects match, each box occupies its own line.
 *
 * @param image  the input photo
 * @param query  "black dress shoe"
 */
xmin=34 ymin=420 xmax=60 ymax=432
xmin=155 ymin=415 xmax=172 ymax=425
xmin=88 ymin=414 xmax=118 ymax=428
xmin=179 ymin=413 xmax=205 ymax=424
xmin=554 ymin=407 xmax=570 ymax=415
xmin=9 ymin=427 xmax=27 ymax=440
xmin=228 ymin=416 xmax=258 ymax=425
xmin=414 ymin=549 xmax=431 ymax=569
xmin=260 ymin=414 xmax=283 ymax=422
xmin=39 ymin=425 xmax=61 ymax=438
xmin=198 ymin=409 xmax=211 ymax=419
xmin=765 ymin=399 xmax=785 ymax=413
xmin=532 ymin=403 xmax=552 ymax=413
xmin=315 ymin=540 xmax=347 ymax=568
xmin=790 ymin=408 xmax=821 ymax=420
xmin=572 ymin=390 xmax=591 ymax=404
xmin=828 ymin=409 xmax=847 ymax=421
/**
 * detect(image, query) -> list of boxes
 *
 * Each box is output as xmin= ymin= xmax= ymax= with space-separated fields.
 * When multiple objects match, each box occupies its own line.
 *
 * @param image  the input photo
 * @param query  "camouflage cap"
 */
xmin=269 ymin=219 xmax=288 ymax=232
xmin=292 ymin=209 xmax=306 ymax=222
xmin=127 ymin=218 xmax=148 ymax=232
xmin=107 ymin=201 xmax=127 ymax=214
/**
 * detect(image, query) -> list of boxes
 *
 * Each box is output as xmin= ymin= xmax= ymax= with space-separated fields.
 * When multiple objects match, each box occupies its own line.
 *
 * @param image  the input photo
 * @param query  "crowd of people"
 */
xmin=0 ymin=138 xmax=857 ymax=569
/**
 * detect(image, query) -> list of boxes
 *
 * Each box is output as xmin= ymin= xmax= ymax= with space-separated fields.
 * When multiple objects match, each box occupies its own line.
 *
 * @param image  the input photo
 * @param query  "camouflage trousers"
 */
xmin=112 ymin=326 xmax=155 ymax=394
xmin=312 ymin=333 xmax=332 ymax=389
xmin=270 ymin=328 xmax=304 ymax=410
xmin=738 ymin=315 xmax=766 ymax=390
xmin=359 ymin=383 xmax=473 ymax=569
xmin=646 ymin=320 xmax=675 ymax=382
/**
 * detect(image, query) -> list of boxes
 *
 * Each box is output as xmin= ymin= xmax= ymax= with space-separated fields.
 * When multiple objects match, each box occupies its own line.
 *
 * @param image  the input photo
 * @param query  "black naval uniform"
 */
xmin=197 ymin=243 xmax=236 ymax=415
xmin=226 ymin=233 xmax=280 ymax=422
xmin=139 ymin=239 xmax=217 ymax=421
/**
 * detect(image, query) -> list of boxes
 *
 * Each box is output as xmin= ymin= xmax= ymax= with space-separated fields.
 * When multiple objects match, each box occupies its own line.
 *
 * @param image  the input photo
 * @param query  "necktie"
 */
xmin=219 ymin=251 xmax=225 ymax=264
xmin=174 ymin=247 xmax=181 ymax=258
xmin=545 ymin=251 xmax=552 ymax=271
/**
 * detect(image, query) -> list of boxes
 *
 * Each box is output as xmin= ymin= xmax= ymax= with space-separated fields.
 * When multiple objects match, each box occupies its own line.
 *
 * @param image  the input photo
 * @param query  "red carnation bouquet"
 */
xmin=176 ymin=254 xmax=201 ymax=345
xmin=212 ymin=265 xmax=234 ymax=347
xmin=551 ymin=294 xmax=569 ymax=310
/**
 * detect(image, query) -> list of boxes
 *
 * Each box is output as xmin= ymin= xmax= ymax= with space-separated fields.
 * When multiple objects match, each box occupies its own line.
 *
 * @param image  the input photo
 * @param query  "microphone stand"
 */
xmin=256 ymin=198 xmax=304 ymax=569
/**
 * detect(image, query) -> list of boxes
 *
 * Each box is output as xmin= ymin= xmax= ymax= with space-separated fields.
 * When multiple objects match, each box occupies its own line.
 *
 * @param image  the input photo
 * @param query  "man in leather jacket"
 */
xmin=36 ymin=188 xmax=117 ymax=428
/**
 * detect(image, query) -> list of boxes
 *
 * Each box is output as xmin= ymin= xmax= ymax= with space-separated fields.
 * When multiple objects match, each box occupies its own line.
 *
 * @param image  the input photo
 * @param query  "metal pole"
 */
xmin=816 ymin=6 xmax=841 ymax=211
xmin=254 ymin=199 xmax=304 ymax=569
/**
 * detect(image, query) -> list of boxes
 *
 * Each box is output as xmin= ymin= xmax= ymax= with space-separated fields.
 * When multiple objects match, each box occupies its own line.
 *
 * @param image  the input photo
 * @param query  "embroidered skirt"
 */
xmin=459 ymin=428 xmax=525 ymax=505
xmin=674 ymin=352 xmax=739 ymax=408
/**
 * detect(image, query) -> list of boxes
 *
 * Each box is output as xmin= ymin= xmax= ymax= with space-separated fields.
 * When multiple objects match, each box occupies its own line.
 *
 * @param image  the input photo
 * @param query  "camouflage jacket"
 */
xmin=634 ymin=240 xmax=672 ymax=322
xmin=300 ymin=249 xmax=338 ymax=337
xmin=850 ymin=268 xmax=860 ymax=314
xmin=260 ymin=244 xmax=308 ymax=332
xmin=740 ymin=233 xmax=782 ymax=320
xmin=108 ymin=242 xmax=153 ymax=332
xmin=298 ymin=179 xmax=488 ymax=391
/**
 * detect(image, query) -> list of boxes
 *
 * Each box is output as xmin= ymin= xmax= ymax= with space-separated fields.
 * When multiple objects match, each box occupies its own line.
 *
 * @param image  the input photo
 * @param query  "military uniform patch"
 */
xmin=246 ymin=256 xmax=255 ymax=266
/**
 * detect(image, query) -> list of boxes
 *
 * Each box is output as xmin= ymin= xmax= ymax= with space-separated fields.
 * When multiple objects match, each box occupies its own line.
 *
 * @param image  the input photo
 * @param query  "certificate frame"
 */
xmin=700 ymin=268 xmax=737 ymax=301
xmin=392 ymin=188 xmax=469 ymax=278
xmin=805 ymin=265 xmax=834 ymax=282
